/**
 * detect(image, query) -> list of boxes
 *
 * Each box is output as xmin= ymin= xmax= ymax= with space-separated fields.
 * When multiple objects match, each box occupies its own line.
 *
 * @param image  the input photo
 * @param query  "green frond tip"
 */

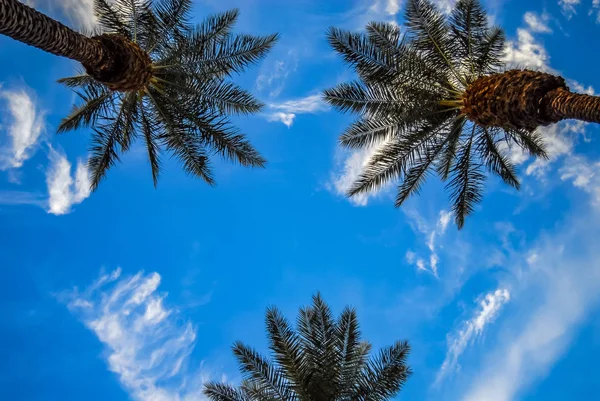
xmin=204 ymin=294 xmax=411 ymax=401
xmin=58 ymin=2 xmax=277 ymax=189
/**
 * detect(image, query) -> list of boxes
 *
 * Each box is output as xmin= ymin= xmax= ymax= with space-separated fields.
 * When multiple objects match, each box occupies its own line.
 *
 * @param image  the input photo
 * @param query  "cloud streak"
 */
xmin=0 ymin=86 xmax=45 ymax=171
xmin=266 ymin=94 xmax=329 ymax=128
xmin=437 ymin=289 xmax=510 ymax=384
xmin=46 ymin=148 xmax=91 ymax=215
xmin=66 ymin=268 xmax=212 ymax=401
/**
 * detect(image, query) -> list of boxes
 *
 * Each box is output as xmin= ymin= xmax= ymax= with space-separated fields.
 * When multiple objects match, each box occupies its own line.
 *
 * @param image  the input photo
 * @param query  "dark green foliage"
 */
xmin=58 ymin=0 xmax=278 ymax=189
xmin=204 ymin=294 xmax=412 ymax=401
xmin=325 ymin=0 xmax=546 ymax=228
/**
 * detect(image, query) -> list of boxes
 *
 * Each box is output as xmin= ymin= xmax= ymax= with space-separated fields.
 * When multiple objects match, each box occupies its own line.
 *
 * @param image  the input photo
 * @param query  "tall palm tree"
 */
xmin=324 ymin=0 xmax=600 ymax=228
xmin=204 ymin=294 xmax=412 ymax=401
xmin=0 ymin=0 xmax=277 ymax=189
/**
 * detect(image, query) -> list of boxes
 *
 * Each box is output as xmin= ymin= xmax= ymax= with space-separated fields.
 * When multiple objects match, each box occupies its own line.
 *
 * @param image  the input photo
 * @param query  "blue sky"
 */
xmin=2 ymin=0 xmax=600 ymax=400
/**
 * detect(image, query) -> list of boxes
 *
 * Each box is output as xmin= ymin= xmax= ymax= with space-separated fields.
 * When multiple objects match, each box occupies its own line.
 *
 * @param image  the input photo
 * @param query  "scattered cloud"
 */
xmin=0 ymin=190 xmax=46 ymax=207
xmin=524 ymin=12 xmax=552 ymax=33
xmin=437 ymin=289 xmax=510 ymax=384
xmin=65 ymin=268 xmax=213 ymax=401
xmin=461 ymin=210 xmax=600 ymax=401
xmin=0 ymin=85 xmax=45 ymax=171
xmin=404 ymin=209 xmax=453 ymax=277
xmin=256 ymin=50 xmax=299 ymax=99
xmin=559 ymin=0 xmax=581 ymax=19
xmin=560 ymin=155 xmax=600 ymax=205
xmin=503 ymin=28 xmax=550 ymax=71
xmin=46 ymin=148 xmax=91 ymax=215
xmin=327 ymin=143 xmax=384 ymax=206
xmin=434 ymin=0 xmax=457 ymax=14
xmin=592 ymin=0 xmax=600 ymax=23
xmin=26 ymin=0 xmax=97 ymax=31
xmin=266 ymin=94 xmax=329 ymax=128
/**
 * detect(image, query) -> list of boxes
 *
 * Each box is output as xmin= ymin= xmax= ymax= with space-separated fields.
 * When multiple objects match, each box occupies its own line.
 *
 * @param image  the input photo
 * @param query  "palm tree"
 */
xmin=324 ymin=0 xmax=600 ymax=228
xmin=0 ymin=0 xmax=278 ymax=189
xmin=204 ymin=294 xmax=411 ymax=401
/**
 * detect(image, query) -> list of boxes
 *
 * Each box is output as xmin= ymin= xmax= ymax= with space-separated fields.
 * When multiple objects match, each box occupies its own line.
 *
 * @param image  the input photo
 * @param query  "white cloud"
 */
xmin=503 ymin=28 xmax=550 ymax=71
xmin=26 ymin=0 xmax=97 ymax=31
xmin=592 ymin=0 xmax=600 ymax=23
xmin=524 ymin=122 xmax=579 ymax=179
xmin=46 ymin=148 xmax=91 ymax=215
xmin=65 ymin=268 xmax=212 ymax=401
xmin=559 ymin=0 xmax=581 ymax=19
xmin=524 ymin=12 xmax=552 ymax=33
xmin=0 ymin=86 xmax=45 ymax=170
xmin=437 ymin=289 xmax=510 ymax=384
xmin=461 ymin=211 xmax=600 ymax=401
xmin=404 ymin=209 xmax=454 ymax=277
xmin=434 ymin=0 xmax=457 ymax=14
xmin=266 ymin=94 xmax=329 ymax=128
xmin=560 ymin=156 xmax=600 ymax=205
xmin=0 ymin=190 xmax=46 ymax=207
xmin=256 ymin=50 xmax=299 ymax=99
xmin=267 ymin=112 xmax=296 ymax=128
xmin=327 ymin=143 xmax=383 ymax=206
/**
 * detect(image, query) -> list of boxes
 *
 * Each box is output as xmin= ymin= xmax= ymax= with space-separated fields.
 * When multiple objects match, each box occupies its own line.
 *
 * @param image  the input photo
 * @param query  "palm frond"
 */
xmin=447 ymin=129 xmax=486 ymax=228
xmin=323 ymin=81 xmax=403 ymax=117
xmin=348 ymin=120 xmax=446 ymax=197
xmin=326 ymin=27 xmax=399 ymax=83
xmin=405 ymin=0 xmax=464 ymax=85
xmin=57 ymin=85 xmax=114 ymax=133
xmin=204 ymin=382 xmax=249 ymax=401
xmin=265 ymin=307 xmax=309 ymax=398
xmin=95 ymin=0 xmax=131 ymax=37
xmin=449 ymin=0 xmax=489 ymax=77
xmin=477 ymin=127 xmax=520 ymax=189
xmin=140 ymin=106 xmax=161 ymax=186
xmin=233 ymin=342 xmax=293 ymax=401
xmin=356 ymin=341 xmax=412 ymax=401
xmin=436 ymin=116 xmax=467 ymax=180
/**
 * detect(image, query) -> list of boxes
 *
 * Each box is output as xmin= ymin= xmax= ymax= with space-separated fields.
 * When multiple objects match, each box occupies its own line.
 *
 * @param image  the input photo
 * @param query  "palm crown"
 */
xmin=58 ymin=0 xmax=278 ymax=189
xmin=324 ymin=0 xmax=547 ymax=228
xmin=204 ymin=294 xmax=411 ymax=401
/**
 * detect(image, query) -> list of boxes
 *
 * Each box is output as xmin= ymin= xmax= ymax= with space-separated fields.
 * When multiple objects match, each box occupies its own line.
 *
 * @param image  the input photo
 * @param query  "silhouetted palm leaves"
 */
xmin=204 ymin=294 xmax=411 ymax=401
xmin=59 ymin=0 xmax=278 ymax=189
xmin=325 ymin=0 xmax=546 ymax=228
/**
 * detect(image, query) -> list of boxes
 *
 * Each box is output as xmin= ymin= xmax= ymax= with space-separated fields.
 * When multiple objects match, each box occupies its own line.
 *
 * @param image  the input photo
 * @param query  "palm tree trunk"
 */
xmin=542 ymin=88 xmax=600 ymax=124
xmin=0 ymin=0 xmax=104 ymax=66
xmin=462 ymin=69 xmax=569 ymax=131
xmin=0 ymin=0 xmax=153 ymax=91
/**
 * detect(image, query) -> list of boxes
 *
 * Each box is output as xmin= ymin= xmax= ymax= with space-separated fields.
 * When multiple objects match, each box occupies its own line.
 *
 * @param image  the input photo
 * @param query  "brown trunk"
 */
xmin=542 ymin=88 xmax=600 ymax=124
xmin=0 ymin=0 xmax=152 ymax=91
xmin=462 ymin=69 xmax=568 ymax=131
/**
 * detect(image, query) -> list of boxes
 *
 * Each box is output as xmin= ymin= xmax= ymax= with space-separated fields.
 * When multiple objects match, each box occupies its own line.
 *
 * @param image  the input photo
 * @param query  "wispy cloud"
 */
xmin=404 ymin=209 xmax=453 ymax=277
xmin=326 ymin=142 xmax=387 ymax=206
xmin=461 ymin=211 xmax=600 ymax=401
xmin=65 ymin=268 xmax=213 ymax=401
xmin=0 ymin=190 xmax=46 ymax=207
xmin=0 ymin=85 xmax=45 ymax=171
xmin=46 ymin=148 xmax=91 ymax=215
xmin=266 ymin=94 xmax=329 ymax=128
xmin=25 ymin=0 xmax=97 ymax=31
xmin=560 ymin=155 xmax=600 ymax=205
xmin=524 ymin=12 xmax=552 ymax=33
xmin=437 ymin=289 xmax=510 ymax=384
xmin=256 ymin=50 xmax=299 ymax=99
xmin=503 ymin=28 xmax=550 ymax=70
xmin=559 ymin=0 xmax=581 ymax=19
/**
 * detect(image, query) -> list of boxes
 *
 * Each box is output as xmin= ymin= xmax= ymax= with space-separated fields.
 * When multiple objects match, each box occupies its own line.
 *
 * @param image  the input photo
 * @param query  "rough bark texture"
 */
xmin=542 ymin=88 xmax=600 ymax=124
xmin=462 ymin=69 xmax=568 ymax=131
xmin=0 ymin=0 xmax=153 ymax=92
xmin=0 ymin=0 xmax=103 ymax=65
xmin=85 ymin=34 xmax=153 ymax=92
